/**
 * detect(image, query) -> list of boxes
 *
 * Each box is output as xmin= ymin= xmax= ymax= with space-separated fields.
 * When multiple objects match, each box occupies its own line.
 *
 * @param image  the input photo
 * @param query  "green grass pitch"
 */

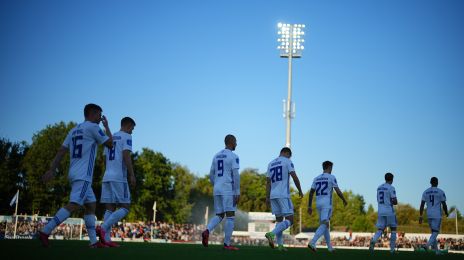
xmin=1 ymin=240 xmax=462 ymax=260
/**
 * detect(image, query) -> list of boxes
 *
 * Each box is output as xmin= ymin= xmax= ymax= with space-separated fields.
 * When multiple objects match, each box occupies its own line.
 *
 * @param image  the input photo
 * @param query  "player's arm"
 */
xmin=101 ymin=115 xmax=113 ymax=149
xmin=123 ymin=150 xmax=136 ymax=189
xmin=442 ymin=201 xmax=449 ymax=217
xmin=391 ymin=197 xmax=398 ymax=205
xmin=334 ymin=187 xmax=348 ymax=206
xmin=307 ymin=188 xmax=315 ymax=215
xmin=42 ymin=146 xmax=68 ymax=183
xmin=232 ymin=168 xmax=240 ymax=205
xmin=289 ymin=172 xmax=303 ymax=198
xmin=266 ymin=177 xmax=271 ymax=201
xmin=209 ymin=161 xmax=215 ymax=185
xmin=419 ymin=200 xmax=426 ymax=224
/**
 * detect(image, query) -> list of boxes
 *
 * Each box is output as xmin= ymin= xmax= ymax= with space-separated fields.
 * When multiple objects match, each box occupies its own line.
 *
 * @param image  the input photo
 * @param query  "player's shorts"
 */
xmin=270 ymin=198 xmax=294 ymax=217
xmin=317 ymin=207 xmax=333 ymax=223
xmin=100 ymin=181 xmax=131 ymax=204
xmin=376 ymin=214 xmax=398 ymax=229
xmin=427 ymin=218 xmax=441 ymax=232
xmin=69 ymin=180 xmax=96 ymax=206
xmin=213 ymin=195 xmax=236 ymax=214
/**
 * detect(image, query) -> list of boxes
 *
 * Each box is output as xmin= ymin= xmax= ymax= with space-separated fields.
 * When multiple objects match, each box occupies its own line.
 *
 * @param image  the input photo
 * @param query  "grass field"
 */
xmin=1 ymin=240 xmax=463 ymax=260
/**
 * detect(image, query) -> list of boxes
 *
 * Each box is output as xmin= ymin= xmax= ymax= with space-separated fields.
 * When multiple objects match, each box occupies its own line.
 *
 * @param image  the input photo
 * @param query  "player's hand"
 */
xmin=129 ymin=174 xmax=136 ymax=189
xmin=42 ymin=170 xmax=54 ymax=183
xmin=343 ymin=200 xmax=348 ymax=207
xmin=101 ymin=115 xmax=109 ymax=128
xmin=307 ymin=207 xmax=313 ymax=215
xmin=298 ymin=191 xmax=304 ymax=198
xmin=234 ymin=195 xmax=240 ymax=206
xmin=419 ymin=216 xmax=423 ymax=224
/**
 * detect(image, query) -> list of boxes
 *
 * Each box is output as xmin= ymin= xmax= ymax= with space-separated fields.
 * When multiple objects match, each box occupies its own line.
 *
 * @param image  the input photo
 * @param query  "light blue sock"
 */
xmin=207 ymin=215 xmax=223 ymax=232
xmin=276 ymin=231 xmax=283 ymax=246
xmin=43 ymin=208 xmax=71 ymax=235
xmin=427 ymin=232 xmax=438 ymax=248
xmin=103 ymin=210 xmax=113 ymax=241
xmin=84 ymin=214 xmax=97 ymax=244
xmin=311 ymin=224 xmax=327 ymax=245
xmin=224 ymin=217 xmax=234 ymax=246
xmin=372 ymin=229 xmax=383 ymax=242
xmin=272 ymin=220 xmax=291 ymax=235
xmin=324 ymin=228 xmax=332 ymax=250
xmin=102 ymin=208 xmax=129 ymax=233
xmin=390 ymin=232 xmax=397 ymax=252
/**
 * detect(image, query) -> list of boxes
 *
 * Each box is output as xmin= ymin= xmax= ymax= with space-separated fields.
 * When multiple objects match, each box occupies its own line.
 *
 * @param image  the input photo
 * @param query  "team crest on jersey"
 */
xmin=98 ymin=129 xmax=105 ymax=136
xmin=127 ymin=139 xmax=132 ymax=146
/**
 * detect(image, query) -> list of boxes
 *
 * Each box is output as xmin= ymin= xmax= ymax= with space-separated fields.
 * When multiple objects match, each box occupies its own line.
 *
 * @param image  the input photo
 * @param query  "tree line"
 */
xmin=0 ymin=122 xmax=462 ymax=233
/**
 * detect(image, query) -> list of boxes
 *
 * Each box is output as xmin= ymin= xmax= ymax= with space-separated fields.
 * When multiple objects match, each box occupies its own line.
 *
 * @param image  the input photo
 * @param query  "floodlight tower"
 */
xmin=277 ymin=23 xmax=305 ymax=148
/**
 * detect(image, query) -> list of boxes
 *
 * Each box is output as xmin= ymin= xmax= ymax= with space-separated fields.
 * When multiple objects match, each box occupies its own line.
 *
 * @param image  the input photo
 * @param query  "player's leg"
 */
xmin=100 ymin=182 xmax=115 ymax=242
xmin=309 ymin=208 xmax=329 ymax=251
xmin=83 ymin=186 xmax=105 ymax=247
xmin=223 ymin=195 xmax=237 ymax=249
xmin=322 ymin=208 xmax=333 ymax=252
xmin=202 ymin=195 xmax=224 ymax=247
xmin=39 ymin=180 xmax=84 ymax=247
xmin=274 ymin=199 xmax=294 ymax=248
xmin=100 ymin=182 xmax=130 ymax=245
xmin=388 ymin=215 xmax=398 ymax=253
xmin=370 ymin=216 xmax=386 ymax=252
xmin=427 ymin=218 xmax=440 ymax=252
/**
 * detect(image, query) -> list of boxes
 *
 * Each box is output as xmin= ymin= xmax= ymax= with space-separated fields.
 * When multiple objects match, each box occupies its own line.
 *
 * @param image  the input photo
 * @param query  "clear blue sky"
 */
xmin=1 ymin=0 xmax=463 ymax=212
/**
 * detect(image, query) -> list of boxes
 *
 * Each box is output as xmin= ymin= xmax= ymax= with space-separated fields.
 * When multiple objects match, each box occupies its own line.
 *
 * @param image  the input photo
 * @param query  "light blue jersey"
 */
xmin=377 ymin=183 xmax=396 ymax=216
xmin=311 ymin=173 xmax=338 ymax=209
xmin=103 ymin=131 xmax=132 ymax=183
xmin=62 ymin=121 xmax=109 ymax=182
xmin=209 ymin=149 xmax=240 ymax=196
xmin=267 ymin=156 xmax=295 ymax=199
xmin=422 ymin=187 xmax=446 ymax=219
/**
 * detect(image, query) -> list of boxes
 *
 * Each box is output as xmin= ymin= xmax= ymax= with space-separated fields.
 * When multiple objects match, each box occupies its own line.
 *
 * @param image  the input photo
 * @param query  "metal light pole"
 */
xmin=277 ymin=23 xmax=305 ymax=148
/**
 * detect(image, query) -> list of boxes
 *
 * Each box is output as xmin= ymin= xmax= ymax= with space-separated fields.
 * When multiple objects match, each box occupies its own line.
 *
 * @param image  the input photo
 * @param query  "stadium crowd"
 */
xmin=1 ymin=218 xmax=463 ymax=251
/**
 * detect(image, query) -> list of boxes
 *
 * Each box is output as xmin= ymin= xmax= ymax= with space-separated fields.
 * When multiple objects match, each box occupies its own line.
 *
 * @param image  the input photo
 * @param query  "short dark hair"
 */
xmin=224 ymin=134 xmax=236 ymax=145
xmin=430 ymin=177 xmax=438 ymax=186
xmin=280 ymin=147 xmax=292 ymax=157
xmin=385 ymin=172 xmax=394 ymax=182
xmin=322 ymin=161 xmax=333 ymax=170
xmin=84 ymin=103 xmax=102 ymax=117
xmin=121 ymin=117 xmax=136 ymax=127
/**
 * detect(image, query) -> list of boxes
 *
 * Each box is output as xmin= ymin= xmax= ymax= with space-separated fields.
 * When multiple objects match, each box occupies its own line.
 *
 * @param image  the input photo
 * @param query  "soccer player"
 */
xmin=97 ymin=117 xmax=136 ymax=247
xmin=307 ymin=161 xmax=347 ymax=253
xmin=264 ymin=147 xmax=303 ymax=251
xmin=419 ymin=177 xmax=448 ymax=255
xmin=202 ymin=134 xmax=240 ymax=250
xmin=369 ymin=172 xmax=398 ymax=253
xmin=38 ymin=103 xmax=113 ymax=248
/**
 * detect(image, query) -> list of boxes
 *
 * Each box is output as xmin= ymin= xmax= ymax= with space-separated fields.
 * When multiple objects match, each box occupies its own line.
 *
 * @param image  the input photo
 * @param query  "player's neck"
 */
xmin=323 ymin=171 xmax=331 ymax=174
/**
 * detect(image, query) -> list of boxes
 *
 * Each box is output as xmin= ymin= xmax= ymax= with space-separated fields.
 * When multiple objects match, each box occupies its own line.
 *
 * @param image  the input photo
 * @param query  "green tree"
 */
xmin=22 ymin=122 xmax=76 ymax=215
xmin=0 ymin=138 xmax=29 ymax=214
xmin=238 ymin=168 xmax=269 ymax=212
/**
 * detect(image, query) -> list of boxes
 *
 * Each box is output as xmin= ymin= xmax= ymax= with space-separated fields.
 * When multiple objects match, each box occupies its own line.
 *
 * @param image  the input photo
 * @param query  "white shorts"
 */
xmin=376 ymin=215 xmax=398 ymax=229
xmin=271 ymin=198 xmax=294 ymax=217
xmin=213 ymin=195 xmax=236 ymax=214
xmin=317 ymin=207 xmax=333 ymax=223
xmin=428 ymin=218 xmax=441 ymax=232
xmin=69 ymin=180 xmax=96 ymax=206
xmin=100 ymin=181 xmax=131 ymax=204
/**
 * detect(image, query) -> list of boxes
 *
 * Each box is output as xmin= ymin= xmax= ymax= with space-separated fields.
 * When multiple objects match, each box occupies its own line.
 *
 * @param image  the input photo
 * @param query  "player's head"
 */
xmin=84 ymin=103 xmax=103 ymax=123
xmin=430 ymin=177 xmax=438 ymax=187
xmin=121 ymin=117 xmax=136 ymax=134
xmin=280 ymin=147 xmax=292 ymax=158
xmin=224 ymin=134 xmax=237 ymax=151
xmin=322 ymin=161 xmax=333 ymax=173
xmin=385 ymin=172 xmax=394 ymax=184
